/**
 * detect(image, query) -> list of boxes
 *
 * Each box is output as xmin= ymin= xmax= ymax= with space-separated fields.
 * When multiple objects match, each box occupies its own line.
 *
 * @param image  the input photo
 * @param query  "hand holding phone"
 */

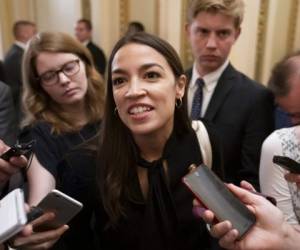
xmin=183 ymin=164 xmax=256 ymax=239
xmin=0 ymin=140 xmax=35 ymax=161
xmin=35 ymin=190 xmax=83 ymax=230
xmin=273 ymin=155 xmax=300 ymax=174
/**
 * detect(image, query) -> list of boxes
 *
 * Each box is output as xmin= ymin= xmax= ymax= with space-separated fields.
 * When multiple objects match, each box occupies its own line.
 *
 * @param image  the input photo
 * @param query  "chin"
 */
xmin=127 ymin=124 xmax=157 ymax=137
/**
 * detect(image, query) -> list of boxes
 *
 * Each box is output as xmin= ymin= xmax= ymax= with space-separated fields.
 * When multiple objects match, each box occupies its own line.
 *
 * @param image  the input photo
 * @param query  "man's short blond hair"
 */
xmin=187 ymin=0 xmax=245 ymax=28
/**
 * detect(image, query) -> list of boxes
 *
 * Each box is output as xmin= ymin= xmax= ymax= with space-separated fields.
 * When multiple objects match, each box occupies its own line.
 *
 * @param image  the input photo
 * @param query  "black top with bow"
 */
xmin=95 ymin=126 xmax=224 ymax=250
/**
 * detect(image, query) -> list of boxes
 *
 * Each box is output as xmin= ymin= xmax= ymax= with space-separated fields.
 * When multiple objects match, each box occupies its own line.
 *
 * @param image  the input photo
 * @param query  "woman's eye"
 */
xmin=64 ymin=64 xmax=75 ymax=73
xmin=145 ymin=72 xmax=160 ymax=80
xmin=42 ymin=72 xmax=56 ymax=81
xmin=112 ymin=77 xmax=125 ymax=86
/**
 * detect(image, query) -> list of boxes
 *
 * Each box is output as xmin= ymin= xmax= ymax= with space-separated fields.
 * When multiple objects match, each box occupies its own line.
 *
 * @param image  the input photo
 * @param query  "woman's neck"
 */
xmin=61 ymin=102 xmax=88 ymax=127
xmin=134 ymin=130 xmax=172 ymax=162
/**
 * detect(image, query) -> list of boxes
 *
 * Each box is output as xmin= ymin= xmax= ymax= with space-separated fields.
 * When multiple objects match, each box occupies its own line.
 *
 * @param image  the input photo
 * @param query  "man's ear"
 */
xmin=176 ymin=74 xmax=187 ymax=99
xmin=234 ymin=27 xmax=241 ymax=41
xmin=185 ymin=23 xmax=191 ymax=37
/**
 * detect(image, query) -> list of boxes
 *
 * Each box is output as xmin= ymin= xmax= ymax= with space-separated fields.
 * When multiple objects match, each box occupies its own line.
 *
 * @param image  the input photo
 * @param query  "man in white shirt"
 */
xmin=185 ymin=0 xmax=274 ymax=189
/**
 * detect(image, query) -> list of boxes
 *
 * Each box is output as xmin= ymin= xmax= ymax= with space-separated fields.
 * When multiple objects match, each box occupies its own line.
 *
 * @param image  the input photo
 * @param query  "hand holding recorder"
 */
xmin=183 ymin=165 xmax=256 ymax=239
xmin=193 ymin=181 xmax=293 ymax=250
xmin=0 ymin=140 xmax=30 ymax=185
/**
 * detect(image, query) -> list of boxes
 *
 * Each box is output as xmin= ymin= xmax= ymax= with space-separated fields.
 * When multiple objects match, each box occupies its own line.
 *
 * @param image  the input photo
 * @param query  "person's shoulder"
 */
xmin=23 ymin=121 xmax=52 ymax=137
xmin=0 ymin=82 xmax=13 ymax=101
xmin=184 ymin=67 xmax=193 ymax=77
xmin=227 ymin=65 xmax=271 ymax=94
xmin=0 ymin=81 xmax=9 ymax=92
xmin=4 ymin=44 xmax=23 ymax=59
xmin=88 ymin=41 xmax=101 ymax=50
xmin=264 ymin=127 xmax=293 ymax=146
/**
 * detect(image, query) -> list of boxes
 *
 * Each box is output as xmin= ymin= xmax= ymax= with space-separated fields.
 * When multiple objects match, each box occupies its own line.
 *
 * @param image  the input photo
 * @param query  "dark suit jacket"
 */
xmin=0 ymin=60 xmax=6 ymax=82
xmin=87 ymin=41 xmax=106 ymax=76
xmin=0 ymin=81 xmax=16 ymax=145
xmin=186 ymin=64 xmax=274 ymax=189
xmin=3 ymin=44 xmax=24 ymax=125
xmin=0 ymin=83 xmax=23 ymax=199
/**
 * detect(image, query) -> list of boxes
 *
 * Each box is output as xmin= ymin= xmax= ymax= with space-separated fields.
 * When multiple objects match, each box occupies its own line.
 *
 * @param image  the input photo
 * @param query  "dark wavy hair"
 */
xmin=98 ymin=32 xmax=191 ymax=225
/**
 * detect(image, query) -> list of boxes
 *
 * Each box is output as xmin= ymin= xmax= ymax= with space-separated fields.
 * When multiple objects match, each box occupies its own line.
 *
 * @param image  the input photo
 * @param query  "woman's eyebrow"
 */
xmin=40 ymin=59 xmax=78 ymax=75
xmin=140 ymin=63 xmax=164 ymax=71
xmin=112 ymin=63 xmax=165 ymax=75
xmin=111 ymin=68 xmax=127 ymax=75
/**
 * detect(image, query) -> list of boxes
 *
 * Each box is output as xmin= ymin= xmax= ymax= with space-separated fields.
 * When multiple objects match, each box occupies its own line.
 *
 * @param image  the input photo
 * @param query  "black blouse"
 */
xmin=95 ymin=126 xmax=223 ymax=250
xmin=18 ymin=121 xmax=100 ymax=250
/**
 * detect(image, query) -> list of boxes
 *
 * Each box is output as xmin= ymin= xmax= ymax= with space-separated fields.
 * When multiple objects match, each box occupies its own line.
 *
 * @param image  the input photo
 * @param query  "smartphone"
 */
xmin=182 ymin=164 xmax=256 ymax=239
xmin=273 ymin=155 xmax=300 ymax=174
xmin=0 ymin=188 xmax=27 ymax=243
xmin=36 ymin=189 xmax=83 ymax=230
xmin=0 ymin=140 xmax=35 ymax=161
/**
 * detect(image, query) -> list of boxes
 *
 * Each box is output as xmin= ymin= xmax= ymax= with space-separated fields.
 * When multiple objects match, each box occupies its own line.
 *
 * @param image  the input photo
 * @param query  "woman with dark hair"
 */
xmin=95 ymin=32 xmax=223 ymax=249
xmin=11 ymin=32 xmax=223 ymax=250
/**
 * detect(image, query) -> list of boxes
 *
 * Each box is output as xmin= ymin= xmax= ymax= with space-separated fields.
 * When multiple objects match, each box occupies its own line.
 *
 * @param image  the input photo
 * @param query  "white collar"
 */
xmin=82 ymin=40 xmax=90 ymax=46
xmin=191 ymin=59 xmax=229 ymax=90
xmin=14 ymin=41 xmax=27 ymax=50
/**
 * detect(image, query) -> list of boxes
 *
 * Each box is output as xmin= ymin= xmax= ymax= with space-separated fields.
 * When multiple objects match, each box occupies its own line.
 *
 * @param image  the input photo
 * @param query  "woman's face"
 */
xmin=111 ymin=43 xmax=185 ymax=139
xmin=35 ymin=52 xmax=88 ymax=109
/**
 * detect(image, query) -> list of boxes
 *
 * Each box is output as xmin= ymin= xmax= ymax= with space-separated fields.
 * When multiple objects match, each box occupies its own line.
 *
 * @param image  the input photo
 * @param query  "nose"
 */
xmin=57 ymin=71 xmax=70 ymax=85
xmin=206 ymin=33 xmax=217 ymax=48
xmin=125 ymin=78 xmax=146 ymax=98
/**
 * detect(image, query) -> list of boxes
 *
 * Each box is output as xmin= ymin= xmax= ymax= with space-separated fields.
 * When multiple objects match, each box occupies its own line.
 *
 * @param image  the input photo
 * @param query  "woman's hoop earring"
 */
xmin=175 ymin=98 xmax=182 ymax=108
xmin=114 ymin=107 xmax=118 ymax=115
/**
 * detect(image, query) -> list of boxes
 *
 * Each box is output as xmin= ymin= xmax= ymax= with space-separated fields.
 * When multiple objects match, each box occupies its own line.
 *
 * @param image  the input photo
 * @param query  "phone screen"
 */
xmin=183 ymin=165 xmax=256 ymax=239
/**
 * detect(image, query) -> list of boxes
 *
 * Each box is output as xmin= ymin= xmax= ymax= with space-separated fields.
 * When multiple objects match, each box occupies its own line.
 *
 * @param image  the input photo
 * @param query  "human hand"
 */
xmin=0 ymin=140 xmax=27 ymax=184
xmin=193 ymin=181 xmax=286 ymax=250
xmin=284 ymin=172 xmax=300 ymax=188
xmin=9 ymin=211 xmax=69 ymax=250
xmin=192 ymin=180 xmax=255 ymax=223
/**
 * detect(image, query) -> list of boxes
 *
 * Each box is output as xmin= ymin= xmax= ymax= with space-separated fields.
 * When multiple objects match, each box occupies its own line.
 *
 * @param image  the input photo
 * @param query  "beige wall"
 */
xmin=129 ymin=0 xmax=156 ymax=34
xmin=90 ymin=0 xmax=119 ymax=57
xmin=34 ymin=0 xmax=81 ymax=35
xmin=230 ymin=0 xmax=260 ymax=78
xmin=294 ymin=0 xmax=300 ymax=50
xmin=158 ymin=0 xmax=182 ymax=53
xmin=0 ymin=0 xmax=35 ymax=55
xmin=261 ymin=0 xmax=293 ymax=84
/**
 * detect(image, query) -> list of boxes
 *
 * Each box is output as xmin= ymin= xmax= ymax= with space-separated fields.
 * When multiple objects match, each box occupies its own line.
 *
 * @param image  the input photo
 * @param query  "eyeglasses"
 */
xmin=37 ymin=59 xmax=80 ymax=86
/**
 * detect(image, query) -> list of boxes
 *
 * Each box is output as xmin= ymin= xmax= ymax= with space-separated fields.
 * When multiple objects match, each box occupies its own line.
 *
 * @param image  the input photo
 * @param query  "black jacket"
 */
xmin=186 ymin=63 xmax=274 ymax=190
xmin=87 ymin=41 xmax=106 ymax=76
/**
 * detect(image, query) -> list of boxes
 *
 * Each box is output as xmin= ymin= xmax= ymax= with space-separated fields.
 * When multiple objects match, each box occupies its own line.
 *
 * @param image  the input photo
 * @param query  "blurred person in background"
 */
xmin=3 ymin=20 xmax=36 ymax=131
xmin=75 ymin=18 xmax=106 ymax=76
xmin=260 ymin=50 xmax=300 ymax=225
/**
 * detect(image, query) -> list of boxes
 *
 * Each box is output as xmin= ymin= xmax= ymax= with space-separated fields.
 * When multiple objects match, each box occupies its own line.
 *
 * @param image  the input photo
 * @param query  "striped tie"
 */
xmin=191 ymin=78 xmax=205 ymax=120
